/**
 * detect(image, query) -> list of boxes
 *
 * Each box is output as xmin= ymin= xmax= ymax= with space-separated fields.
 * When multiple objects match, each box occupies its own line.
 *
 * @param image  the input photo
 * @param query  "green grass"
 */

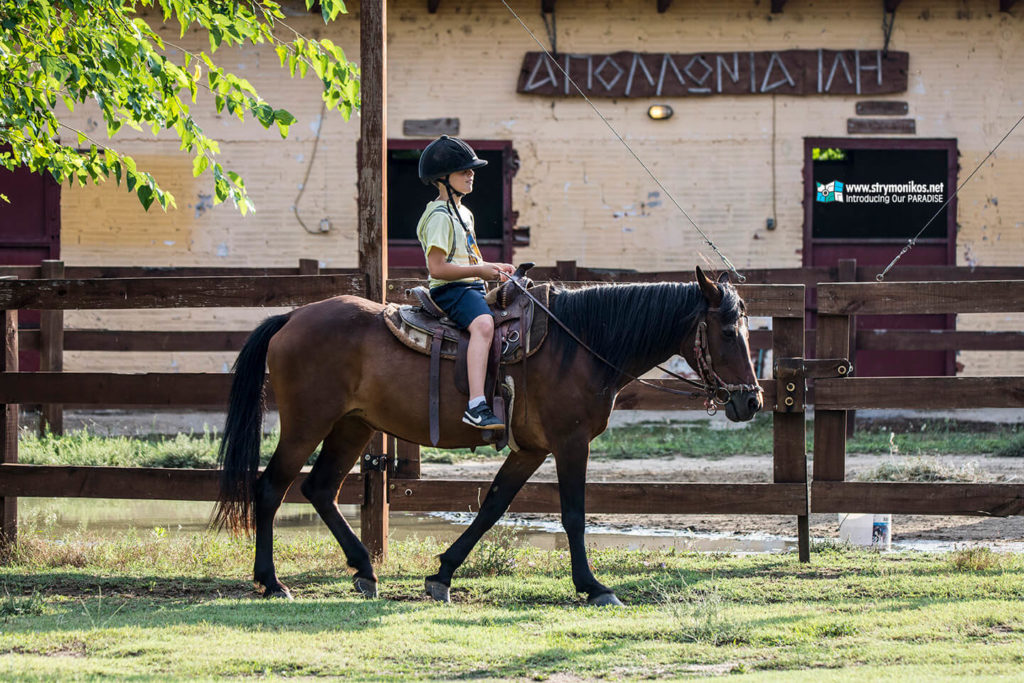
xmin=18 ymin=417 xmax=1023 ymax=469
xmin=2 ymin=528 xmax=1023 ymax=680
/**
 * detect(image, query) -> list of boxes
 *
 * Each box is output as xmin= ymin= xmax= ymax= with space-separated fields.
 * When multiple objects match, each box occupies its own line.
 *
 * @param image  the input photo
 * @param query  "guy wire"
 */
xmin=500 ymin=0 xmax=745 ymax=282
xmin=877 ymin=110 xmax=1024 ymax=281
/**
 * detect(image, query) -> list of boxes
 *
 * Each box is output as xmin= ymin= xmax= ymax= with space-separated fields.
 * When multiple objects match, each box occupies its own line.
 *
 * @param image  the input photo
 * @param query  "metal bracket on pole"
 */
xmin=363 ymin=452 xmax=389 ymax=472
xmin=773 ymin=358 xmax=852 ymax=413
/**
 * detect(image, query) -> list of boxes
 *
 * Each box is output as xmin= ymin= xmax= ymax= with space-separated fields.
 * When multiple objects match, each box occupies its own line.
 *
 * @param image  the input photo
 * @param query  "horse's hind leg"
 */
xmin=426 ymin=449 xmax=547 ymax=602
xmin=253 ymin=432 xmax=324 ymax=599
xmin=300 ymin=417 xmax=378 ymax=597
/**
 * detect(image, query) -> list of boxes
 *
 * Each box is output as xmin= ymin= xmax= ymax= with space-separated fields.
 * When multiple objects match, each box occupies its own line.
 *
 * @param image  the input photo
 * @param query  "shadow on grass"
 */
xmin=449 ymin=642 xmax=631 ymax=680
xmin=1 ymin=572 xmax=426 ymax=636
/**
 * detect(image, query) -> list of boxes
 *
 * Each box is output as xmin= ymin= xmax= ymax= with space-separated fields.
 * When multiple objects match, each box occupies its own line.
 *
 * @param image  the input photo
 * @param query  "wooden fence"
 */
xmin=811 ymin=280 xmax=1024 ymax=517
xmin=0 ymin=272 xmax=812 ymax=561
xmin=7 ymin=259 xmax=1023 ymax=435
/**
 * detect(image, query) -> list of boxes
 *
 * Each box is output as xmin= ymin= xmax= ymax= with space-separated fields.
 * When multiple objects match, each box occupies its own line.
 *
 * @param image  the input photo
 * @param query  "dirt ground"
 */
xmin=423 ymin=452 xmax=1024 ymax=545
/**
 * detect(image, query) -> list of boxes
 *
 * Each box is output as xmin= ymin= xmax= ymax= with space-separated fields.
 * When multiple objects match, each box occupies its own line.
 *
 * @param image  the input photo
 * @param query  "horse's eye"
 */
xmin=722 ymin=328 xmax=737 ymax=338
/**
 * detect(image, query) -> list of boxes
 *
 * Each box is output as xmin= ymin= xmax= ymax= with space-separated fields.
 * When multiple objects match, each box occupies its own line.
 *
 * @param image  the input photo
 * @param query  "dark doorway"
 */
xmin=804 ymin=138 xmax=957 ymax=377
xmin=0 ymin=152 xmax=61 ymax=371
xmin=387 ymin=139 xmax=519 ymax=268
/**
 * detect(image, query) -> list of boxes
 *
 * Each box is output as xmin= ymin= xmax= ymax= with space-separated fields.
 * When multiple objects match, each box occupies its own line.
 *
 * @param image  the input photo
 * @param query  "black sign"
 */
xmin=812 ymin=147 xmax=949 ymax=240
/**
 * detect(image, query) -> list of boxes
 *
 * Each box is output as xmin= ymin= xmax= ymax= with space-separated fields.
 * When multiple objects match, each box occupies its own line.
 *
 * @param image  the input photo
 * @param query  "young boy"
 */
xmin=416 ymin=135 xmax=515 ymax=431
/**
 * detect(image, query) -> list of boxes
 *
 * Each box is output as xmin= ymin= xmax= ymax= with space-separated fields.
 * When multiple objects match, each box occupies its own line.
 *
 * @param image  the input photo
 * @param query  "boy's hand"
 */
xmin=485 ymin=262 xmax=516 ymax=280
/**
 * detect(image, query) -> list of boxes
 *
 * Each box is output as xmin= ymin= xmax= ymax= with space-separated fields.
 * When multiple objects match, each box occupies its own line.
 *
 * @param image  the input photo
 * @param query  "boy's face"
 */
xmin=445 ymin=169 xmax=475 ymax=196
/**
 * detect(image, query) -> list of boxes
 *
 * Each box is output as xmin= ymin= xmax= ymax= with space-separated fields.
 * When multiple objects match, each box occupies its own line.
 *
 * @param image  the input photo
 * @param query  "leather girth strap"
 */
xmin=429 ymin=328 xmax=443 ymax=447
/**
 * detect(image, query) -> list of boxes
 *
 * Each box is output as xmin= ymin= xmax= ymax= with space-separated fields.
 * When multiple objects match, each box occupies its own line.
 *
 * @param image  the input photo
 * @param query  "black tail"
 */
xmin=213 ymin=313 xmax=290 ymax=534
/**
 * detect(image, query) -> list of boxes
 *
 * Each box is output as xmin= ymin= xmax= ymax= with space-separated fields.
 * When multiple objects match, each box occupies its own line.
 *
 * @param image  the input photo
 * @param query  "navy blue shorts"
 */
xmin=430 ymin=281 xmax=490 ymax=330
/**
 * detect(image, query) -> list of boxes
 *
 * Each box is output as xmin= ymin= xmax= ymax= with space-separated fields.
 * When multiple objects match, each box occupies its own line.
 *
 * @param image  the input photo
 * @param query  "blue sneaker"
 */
xmin=462 ymin=403 xmax=504 ymax=431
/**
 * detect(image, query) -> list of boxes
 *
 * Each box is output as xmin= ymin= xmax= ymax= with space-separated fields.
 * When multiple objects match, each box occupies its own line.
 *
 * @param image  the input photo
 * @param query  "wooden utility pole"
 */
xmin=357 ymin=0 xmax=389 ymax=561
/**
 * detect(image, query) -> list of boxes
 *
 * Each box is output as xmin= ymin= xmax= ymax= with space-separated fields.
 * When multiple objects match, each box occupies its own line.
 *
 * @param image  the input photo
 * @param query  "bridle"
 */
xmin=691 ymin=311 xmax=764 ymax=415
xmin=505 ymin=276 xmax=763 ymax=415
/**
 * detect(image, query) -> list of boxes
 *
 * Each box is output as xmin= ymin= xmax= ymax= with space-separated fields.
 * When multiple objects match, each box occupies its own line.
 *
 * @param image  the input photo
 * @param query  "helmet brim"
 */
xmin=451 ymin=158 xmax=488 ymax=173
xmin=421 ymin=158 xmax=488 ymax=185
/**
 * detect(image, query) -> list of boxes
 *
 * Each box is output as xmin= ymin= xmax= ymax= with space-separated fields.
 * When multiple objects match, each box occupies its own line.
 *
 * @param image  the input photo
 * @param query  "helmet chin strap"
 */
xmin=440 ymin=177 xmax=469 ymax=231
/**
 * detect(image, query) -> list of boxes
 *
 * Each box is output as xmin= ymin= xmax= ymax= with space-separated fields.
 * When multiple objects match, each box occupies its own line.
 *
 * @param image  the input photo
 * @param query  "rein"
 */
xmin=505 ymin=276 xmax=761 ymax=414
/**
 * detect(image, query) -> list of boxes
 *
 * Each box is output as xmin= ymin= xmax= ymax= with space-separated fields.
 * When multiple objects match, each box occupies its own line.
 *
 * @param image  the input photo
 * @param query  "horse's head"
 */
xmin=684 ymin=267 xmax=763 ymax=422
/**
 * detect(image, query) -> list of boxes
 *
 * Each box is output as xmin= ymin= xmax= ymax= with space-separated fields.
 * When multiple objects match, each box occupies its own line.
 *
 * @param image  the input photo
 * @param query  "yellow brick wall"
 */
xmin=52 ymin=1 xmax=1023 ymax=374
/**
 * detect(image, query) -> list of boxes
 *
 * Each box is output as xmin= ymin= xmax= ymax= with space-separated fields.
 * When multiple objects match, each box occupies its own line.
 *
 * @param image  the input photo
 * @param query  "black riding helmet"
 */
xmin=419 ymin=136 xmax=488 ymax=232
xmin=418 ymin=135 xmax=488 ymax=187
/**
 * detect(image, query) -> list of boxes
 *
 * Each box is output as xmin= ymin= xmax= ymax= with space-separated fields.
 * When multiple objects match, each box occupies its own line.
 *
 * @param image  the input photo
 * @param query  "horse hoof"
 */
xmin=424 ymin=579 xmax=451 ymax=603
xmin=588 ymin=593 xmax=623 ymax=607
xmin=353 ymin=577 xmax=378 ymax=599
xmin=263 ymin=586 xmax=293 ymax=600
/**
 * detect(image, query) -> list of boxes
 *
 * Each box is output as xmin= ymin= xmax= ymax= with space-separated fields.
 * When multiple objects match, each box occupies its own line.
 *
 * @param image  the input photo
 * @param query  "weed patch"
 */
xmin=461 ymin=525 xmax=522 ymax=578
xmin=948 ymin=546 xmax=1003 ymax=572
xmin=651 ymin=576 xmax=751 ymax=646
xmin=856 ymin=457 xmax=980 ymax=483
xmin=0 ymin=589 xmax=47 ymax=618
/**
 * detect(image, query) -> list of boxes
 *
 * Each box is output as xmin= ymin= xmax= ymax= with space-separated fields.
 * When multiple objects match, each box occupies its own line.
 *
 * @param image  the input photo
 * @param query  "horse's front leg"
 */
xmin=554 ymin=438 xmax=622 ymax=606
xmin=426 ymin=449 xmax=547 ymax=602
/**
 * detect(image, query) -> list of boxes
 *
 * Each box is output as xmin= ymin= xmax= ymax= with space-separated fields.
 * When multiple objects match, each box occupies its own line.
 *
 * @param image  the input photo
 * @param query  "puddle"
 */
xmin=20 ymin=497 xmax=794 ymax=553
xmin=19 ymin=498 xmax=1022 ymax=555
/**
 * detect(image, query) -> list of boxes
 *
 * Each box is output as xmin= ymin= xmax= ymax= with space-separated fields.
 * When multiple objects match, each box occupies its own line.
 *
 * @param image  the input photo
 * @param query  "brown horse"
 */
xmin=215 ymin=267 xmax=762 ymax=605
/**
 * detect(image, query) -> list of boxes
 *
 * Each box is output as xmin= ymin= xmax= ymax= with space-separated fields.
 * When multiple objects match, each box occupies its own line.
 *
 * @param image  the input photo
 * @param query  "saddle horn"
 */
xmin=513 ymin=262 xmax=535 ymax=279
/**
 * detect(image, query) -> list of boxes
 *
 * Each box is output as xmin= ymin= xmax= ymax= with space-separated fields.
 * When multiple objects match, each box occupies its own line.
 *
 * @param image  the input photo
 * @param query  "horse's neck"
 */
xmin=599 ymin=284 xmax=698 ymax=386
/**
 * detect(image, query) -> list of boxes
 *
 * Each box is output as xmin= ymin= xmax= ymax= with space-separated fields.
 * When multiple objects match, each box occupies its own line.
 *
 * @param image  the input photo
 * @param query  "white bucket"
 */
xmin=838 ymin=513 xmax=892 ymax=550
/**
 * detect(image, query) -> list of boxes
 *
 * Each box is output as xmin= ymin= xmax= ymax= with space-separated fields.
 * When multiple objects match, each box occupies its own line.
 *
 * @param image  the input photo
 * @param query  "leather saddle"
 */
xmin=382 ymin=264 xmax=550 ymax=448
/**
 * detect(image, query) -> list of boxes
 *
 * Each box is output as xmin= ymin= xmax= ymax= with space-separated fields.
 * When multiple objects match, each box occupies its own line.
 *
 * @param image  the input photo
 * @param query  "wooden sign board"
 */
xmin=517 ymin=50 xmax=908 ymax=98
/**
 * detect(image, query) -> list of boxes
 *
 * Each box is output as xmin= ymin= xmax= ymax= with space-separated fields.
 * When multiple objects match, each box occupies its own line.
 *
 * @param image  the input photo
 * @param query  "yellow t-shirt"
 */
xmin=416 ymin=200 xmax=484 ymax=288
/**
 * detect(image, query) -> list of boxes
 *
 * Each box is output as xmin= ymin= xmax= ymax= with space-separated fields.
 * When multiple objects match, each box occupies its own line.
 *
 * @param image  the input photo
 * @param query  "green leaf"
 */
xmin=254 ymin=103 xmax=274 ymax=127
xmin=192 ymin=154 xmax=209 ymax=177
xmin=137 ymin=184 xmax=155 ymax=211
xmin=273 ymin=109 xmax=297 ymax=126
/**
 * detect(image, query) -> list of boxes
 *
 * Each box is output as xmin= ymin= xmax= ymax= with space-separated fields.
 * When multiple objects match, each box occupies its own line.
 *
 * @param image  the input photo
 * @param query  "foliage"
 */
xmin=0 ymin=0 xmax=358 ymax=212
xmin=812 ymin=146 xmax=847 ymax=161
xmin=19 ymin=426 xmax=279 ymax=468
xmin=994 ymin=432 xmax=1024 ymax=458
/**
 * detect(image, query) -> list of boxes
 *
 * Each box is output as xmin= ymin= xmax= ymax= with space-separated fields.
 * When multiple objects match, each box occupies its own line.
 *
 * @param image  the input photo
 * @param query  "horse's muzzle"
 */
xmin=724 ymin=388 xmax=762 ymax=422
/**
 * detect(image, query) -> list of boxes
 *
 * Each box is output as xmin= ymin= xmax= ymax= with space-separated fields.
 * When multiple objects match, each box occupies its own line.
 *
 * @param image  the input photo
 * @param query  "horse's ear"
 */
xmin=695 ymin=266 xmax=722 ymax=307
xmin=718 ymin=271 xmax=730 ymax=285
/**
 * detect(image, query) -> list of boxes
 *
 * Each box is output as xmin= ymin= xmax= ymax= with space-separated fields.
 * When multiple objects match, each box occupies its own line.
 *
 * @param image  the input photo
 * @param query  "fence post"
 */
xmin=0 ymin=302 xmax=19 ymax=558
xmin=361 ymin=433 xmax=389 ymax=560
xmin=837 ymin=259 xmax=857 ymax=437
xmin=555 ymin=260 xmax=577 ymax=281
xmin=394 ymin=439 xmax=421 ymax=479
xmin=772 ymin=309 xmax=809 ymax=562
xmin=357 ymin=0 xmax=389 ymax=562
xmin=814 ymin=314 xmax=851 ymax=486
xmin=39 ymin=260 xmax=64 ymax=436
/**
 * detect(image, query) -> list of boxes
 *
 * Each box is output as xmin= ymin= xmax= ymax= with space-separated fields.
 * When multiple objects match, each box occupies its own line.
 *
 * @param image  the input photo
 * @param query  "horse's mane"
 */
xmin=548 ymin=280 xmax=742 ymax=389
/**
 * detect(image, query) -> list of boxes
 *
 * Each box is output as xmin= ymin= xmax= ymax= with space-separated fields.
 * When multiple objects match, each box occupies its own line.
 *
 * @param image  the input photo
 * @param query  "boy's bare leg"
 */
xmin=466 ymin=314 xmax=494 ymax=398
xmin=466 ymin=313 xmax=493 ymax=397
